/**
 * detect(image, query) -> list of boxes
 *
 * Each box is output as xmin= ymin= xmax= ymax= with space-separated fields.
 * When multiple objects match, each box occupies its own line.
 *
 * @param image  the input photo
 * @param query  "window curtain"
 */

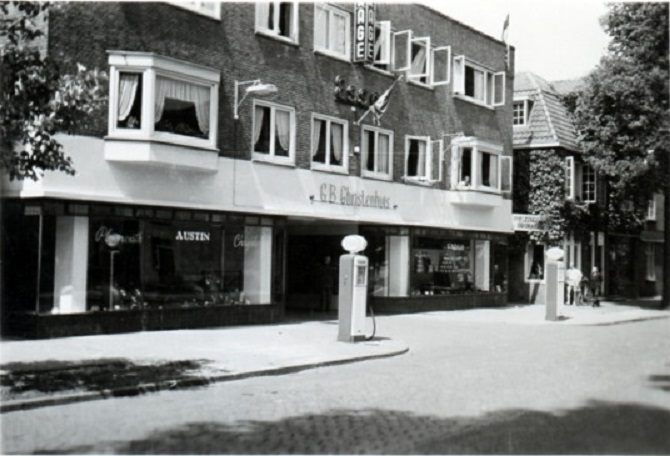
xmin=378 ymin=133 xmax=389 ymax=174
xmin=118 ymin=73 xmax=139 ymax=122
xmin=253 ymin=106 xmax=265 ymax=145
xmin=450 ymin=145 xmax=462 ymax=187
xmin=410 ymin=46 xmax=427 ymax=77
xmin=332 ymin=13 xmax=346 ymax=54
xmin=474 ymin=70 xmax=485 ymax=102
xmin=154 ymin=77 xmax=210 ymax=134
xmin=331 ymin=122 xmax=343 ymax=163
xmin=489 ymin=155 xmax=498 ymax=188
xmin=311 ymin=119 xmax=322 ymax=158
xmin=416 ymin=140 xmax=426 ymax=177
xmin=314 ymin=5 xmax=327 ymax=49
xmin=275 ymin=109 xmax=291 ymax=152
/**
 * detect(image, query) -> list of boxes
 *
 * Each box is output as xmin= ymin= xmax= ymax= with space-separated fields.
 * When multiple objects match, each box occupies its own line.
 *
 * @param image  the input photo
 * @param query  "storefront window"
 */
xmin=411 ymin=237 xmax=474 ymax=295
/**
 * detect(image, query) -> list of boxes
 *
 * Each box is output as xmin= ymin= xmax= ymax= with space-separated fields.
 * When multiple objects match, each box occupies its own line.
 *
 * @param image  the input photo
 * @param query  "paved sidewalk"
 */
xmin=1 ymin=301 xmax=667 ymax=413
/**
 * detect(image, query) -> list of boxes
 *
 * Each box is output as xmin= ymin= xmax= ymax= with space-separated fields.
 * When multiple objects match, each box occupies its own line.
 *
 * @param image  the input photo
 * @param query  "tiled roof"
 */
xmin=513 ymin=72 xmax=582 ymax=152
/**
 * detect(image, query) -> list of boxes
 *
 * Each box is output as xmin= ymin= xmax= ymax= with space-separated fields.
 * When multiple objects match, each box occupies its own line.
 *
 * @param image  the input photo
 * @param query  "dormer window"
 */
xmin=513 ymin=99 xmax=533 ymax=126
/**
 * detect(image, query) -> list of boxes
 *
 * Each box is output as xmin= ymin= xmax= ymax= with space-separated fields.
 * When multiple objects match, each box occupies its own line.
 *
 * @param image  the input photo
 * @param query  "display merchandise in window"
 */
xmin=411 ymin=238 xmax=474 ymax=295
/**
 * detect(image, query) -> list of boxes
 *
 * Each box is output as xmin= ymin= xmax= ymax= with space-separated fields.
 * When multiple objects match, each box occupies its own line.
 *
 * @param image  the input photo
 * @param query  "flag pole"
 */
xmin=355 ymin=75 xmax=403 ymax=125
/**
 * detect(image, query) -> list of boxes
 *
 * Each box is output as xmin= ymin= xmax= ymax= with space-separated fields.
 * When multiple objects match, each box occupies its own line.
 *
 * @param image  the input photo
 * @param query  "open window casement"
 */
xmin=452 ymin=55 xmax=465 ymax=95
xmin=565 ymin=156 xmax=575 ymax=200
xmin=431 ymin=139 xmax=444 ymax=181
xmin=408 ymin=36 xmax=430 ymax=81
xmin=500 ymin=156 xmax=513 ymax=192
xmin=392 ymin=30 xmax=413 ymax=72
xmin=373 ymin=21 xmax=392 ymax=65
xmin=256 ymin=2 xmax=299 ymax=41
xmin=493 ymin=72 xmax=505 ymax=106
xmin=431 ymin=46 xmax=451 ymax=86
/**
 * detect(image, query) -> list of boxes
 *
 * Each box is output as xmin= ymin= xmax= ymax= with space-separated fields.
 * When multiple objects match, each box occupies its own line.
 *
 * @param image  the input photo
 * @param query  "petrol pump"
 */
xmin=338 ymin=235 xmax=368 ymax=342
xmin=545 ymin=247 xmax=565 ymax=321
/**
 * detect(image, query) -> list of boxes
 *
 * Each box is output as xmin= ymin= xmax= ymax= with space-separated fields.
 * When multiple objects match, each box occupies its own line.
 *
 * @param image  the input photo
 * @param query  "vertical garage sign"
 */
xmin=354 ymin=3 xmax=375 ymax=63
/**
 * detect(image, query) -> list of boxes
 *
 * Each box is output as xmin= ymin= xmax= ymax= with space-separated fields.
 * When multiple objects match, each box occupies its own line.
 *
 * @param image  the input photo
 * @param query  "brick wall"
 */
xmin=47 ymin=2 xmax=513 ymax=185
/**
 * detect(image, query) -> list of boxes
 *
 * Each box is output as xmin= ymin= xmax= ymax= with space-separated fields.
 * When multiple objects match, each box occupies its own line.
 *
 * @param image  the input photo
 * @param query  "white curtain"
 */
xmin=311 ymin=119 xmax=322 ymax=158
xmin=117 ymin=73 xmax=139 ymax=122
xmin=332 ymin=13 xmax=346 ymax=54
xmin=154 ymin=77 xmax=210 ymax=134
xmin=331 ymin=123 xmax=343 ymax=163
xmin=450 ymin=145 xmax=462 ymax=187
xmin=489 ymin=155 xmax=498 ymax=188
xmin=275 ymin=109 xmax=291 ymax=152
xmin=378 ymin=133 xmax=389 ymax=174
xmin=253 ymin=106 xmax=265 ymax=146
xmin=474 ymin=70 xmax=485 ymax=102
xmin=314 ymin=5 xmax=327 ymax=49
xmin=410 ymin=46 xmax=427 ymax=78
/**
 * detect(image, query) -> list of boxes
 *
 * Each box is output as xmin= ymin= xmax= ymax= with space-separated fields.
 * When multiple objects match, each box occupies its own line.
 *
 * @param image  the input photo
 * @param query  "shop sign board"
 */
xmin=512 ymin=214 xmax=544 ymax=232
xmin=353 ymin=2 xmax=375 ymax=63
xmin=319 ymin=183 xmax=392 ymax=209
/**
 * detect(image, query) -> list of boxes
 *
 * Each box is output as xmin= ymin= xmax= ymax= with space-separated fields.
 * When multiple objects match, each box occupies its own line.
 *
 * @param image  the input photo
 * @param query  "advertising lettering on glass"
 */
xmin=175 ymin=231 xmax=211 ymax=241
xmin=354 ymin=2 xmax=375 ymax=63
xmin=95 ymin=226 xmax=142 ymax=245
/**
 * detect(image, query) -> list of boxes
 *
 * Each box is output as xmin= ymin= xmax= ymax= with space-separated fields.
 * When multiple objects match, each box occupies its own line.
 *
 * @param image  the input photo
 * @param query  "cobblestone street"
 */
xmin=2 ymin=313 xmax=670 ymax=454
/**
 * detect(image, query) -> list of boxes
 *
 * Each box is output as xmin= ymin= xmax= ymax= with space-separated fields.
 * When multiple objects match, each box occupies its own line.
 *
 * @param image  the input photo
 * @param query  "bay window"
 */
xmin=253 ymin=101 xmax=295 ymax=164
xmin=453 ymin=56 xmax=504 ymax=107
xmin=256 ymin=2 xmax=299 ymax=43
xmin=450 ymin=137 xmax=505 ymax=191
xmin=108 ymin=51 xmax=219 ymax=150
xmin=362 ymin=126 xmax=393 ymax=179
xmin=314 ymin=4 xmax=350 ymax=59
xmin=311 ymin=114 xmax=348 ymax=172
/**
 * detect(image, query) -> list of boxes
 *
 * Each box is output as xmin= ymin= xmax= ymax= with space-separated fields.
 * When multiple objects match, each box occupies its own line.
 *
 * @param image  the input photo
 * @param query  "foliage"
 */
xmin=527 ymin=149 xmax=566 ymax=246
xmin=0 ymin=1 xmax=107 ymax=181
xmin=566 ymin=3 xmax=669 ymax=205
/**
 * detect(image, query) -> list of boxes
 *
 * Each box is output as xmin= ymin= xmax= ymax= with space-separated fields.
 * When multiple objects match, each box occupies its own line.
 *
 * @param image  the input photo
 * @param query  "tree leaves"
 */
xmin=1 ymin=1 xmax=108 ymax=181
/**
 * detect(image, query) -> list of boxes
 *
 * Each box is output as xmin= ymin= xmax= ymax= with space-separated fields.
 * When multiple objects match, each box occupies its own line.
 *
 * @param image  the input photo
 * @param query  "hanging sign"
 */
xmin=354 ymin=3 xmax=375 ymax=63
xmin=512 ymin=214 xmax=545 ymax=232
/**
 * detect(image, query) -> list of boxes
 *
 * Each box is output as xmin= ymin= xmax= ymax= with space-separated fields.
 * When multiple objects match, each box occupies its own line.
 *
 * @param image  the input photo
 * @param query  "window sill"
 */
xmin=363 ymin=64 xmax=395 ymax=79
xmin=407 ymin=79 xmax=434 ymax=91
xmin=252 ymin=156 xmax=296 ymax=168
xmin=314 ymin=49 xmax=351 ymax=64
xmin=255 ymin=29 xmax=299 ymax=47
xmin=402 ymin=176 xmax=438 ymax=186
xmin=453 ymin=94 xmax=495 ymax=110
xmin=104 ymin=138 xmax=219 ymax=172
xmin=448 ymin=189 xmax=502 ymax=208
xmin=361 ymin=172 xmax=393 ymax=182
xmin=107 ymin=131 xmax=218 ymax=152
xmin=311 ymin=165 xmax=349 ymax=175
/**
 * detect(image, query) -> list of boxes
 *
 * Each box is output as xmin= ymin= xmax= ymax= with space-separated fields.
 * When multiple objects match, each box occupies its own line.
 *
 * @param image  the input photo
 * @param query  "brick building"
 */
xmin=2 ymin=2 xmax=515 ymax=338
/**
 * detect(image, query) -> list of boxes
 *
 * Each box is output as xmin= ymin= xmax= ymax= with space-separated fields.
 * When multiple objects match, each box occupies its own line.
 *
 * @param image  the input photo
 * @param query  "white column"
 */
xmin=243 ymin=226 xmax=272 ymax=304
xmin=387 ymin=235 xmax=409 ymax=297
xmin=53 ymin=216 xmax=89 ymax=313
xmin=475 ymin=240 xmax=490 ymax=291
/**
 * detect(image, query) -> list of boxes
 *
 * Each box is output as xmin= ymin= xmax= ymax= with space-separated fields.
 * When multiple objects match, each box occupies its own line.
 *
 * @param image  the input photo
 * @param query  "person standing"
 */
xmin=589 ymin=266 xmax=603 ymax=303
xmin=565 ymin=264 xmax=583 ymax=305
xmin=319 ymin=256 xmax=336 ymax=312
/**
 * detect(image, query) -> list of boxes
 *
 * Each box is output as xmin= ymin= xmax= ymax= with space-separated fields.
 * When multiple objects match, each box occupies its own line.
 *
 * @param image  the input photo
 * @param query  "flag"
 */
xmin=502 ymin=14 xmax=510 ymax=70
xmin=356 ymin=75 xmax=403 ymax=126
xmin=501 ymin=14 xmax=509 ymax=43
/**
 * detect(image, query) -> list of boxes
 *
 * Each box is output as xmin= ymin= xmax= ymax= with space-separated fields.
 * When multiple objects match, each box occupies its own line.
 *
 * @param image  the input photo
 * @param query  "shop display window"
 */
xmin=411 ymin=237 xmax=474 ymax=295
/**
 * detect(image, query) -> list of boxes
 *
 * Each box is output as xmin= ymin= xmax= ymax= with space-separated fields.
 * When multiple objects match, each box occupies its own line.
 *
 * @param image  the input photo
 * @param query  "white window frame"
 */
xmin=392 ymin=30 xmax=413 ymax=72
xmin=310 ymin=114 xmax=349 ymax=173
xmin=407 ymin=36 xmax=431 ymax=84
xmin=373 ymin=21 xmax=392 ymax=66
xmin=565 ymin=156 xmax=576 ymax=200
xmin=166 ymin=1 xmax=221 ymax=19
xmin=581 ymin=164 xmax=597 ymax=203
xmin=361 ymin=125 xmax=394 ymax=180
xmin=453 ymin=55 xmax=505 ymax=108
xmin=647 ymin=197 xmax=657 ymax=221
xmin=513 ymin=98 xmax=532 ymax=127
xmin=255 ymin=2 xmax=299 ymax=44
xmin=450 ymin=137 xmax=503 ymax=192
xmin=403 ymin=136 xmax=432 ymax=181
xmin=313 ymin=3 xmax=350 ymax=61
xmin=107 ymin=51 xmax=220 ymax=151
xmin=252 ymin=100 xmax=296 ymax=165
xmin=645 ymin=243 xmax=656 ymax=281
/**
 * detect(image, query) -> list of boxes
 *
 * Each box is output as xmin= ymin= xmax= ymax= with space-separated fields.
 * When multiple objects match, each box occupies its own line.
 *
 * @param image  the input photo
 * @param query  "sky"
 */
xmin=421 ymin=0 xmax=612 ymax=81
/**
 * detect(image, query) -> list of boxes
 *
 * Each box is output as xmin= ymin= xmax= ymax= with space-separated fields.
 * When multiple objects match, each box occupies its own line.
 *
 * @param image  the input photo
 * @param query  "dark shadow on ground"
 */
xmin=27 ymin=401 xmax=670 ymax=454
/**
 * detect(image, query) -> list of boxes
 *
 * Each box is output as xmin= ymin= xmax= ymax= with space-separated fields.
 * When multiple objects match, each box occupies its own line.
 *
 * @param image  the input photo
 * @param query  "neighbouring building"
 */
xmin=510 ymin=72 xmax=664 ymax=304
xmin=2 ymin=2 xmax=515 ymax=338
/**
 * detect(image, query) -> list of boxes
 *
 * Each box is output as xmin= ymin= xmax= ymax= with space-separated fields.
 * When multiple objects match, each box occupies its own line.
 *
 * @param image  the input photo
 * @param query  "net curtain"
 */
xmin=117 ymin=73 xmax=139 ymax=122
xmin=154 ymin=76 xmax=210 ymax=134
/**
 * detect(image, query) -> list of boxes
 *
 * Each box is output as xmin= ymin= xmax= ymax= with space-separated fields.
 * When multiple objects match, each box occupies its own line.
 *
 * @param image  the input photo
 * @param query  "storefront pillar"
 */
xmin=388 ymin=235 xmax=409 ymax=296
xmin=53 ymin=216 xmax=89 ymax=313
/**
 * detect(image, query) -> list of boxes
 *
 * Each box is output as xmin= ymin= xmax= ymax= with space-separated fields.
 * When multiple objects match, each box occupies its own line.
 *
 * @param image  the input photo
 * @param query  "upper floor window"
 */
xmin=647 ymin=197 xmax=657 ymax=221
xmin=450 ymin=137 xmax=506 ymax=192
xmin=108 ymin=51 xmax=219 ymax=150
xmin=404 ymin=137 xmax=444 ymax=183
xmin=311 ymin=114 xmax=348 ymax=172
xmin=362 ymin=126 xmax=393 ymax=180
xmin=256 ymin=2 xmax=299 ymax=43
xmin=513 ymin=98 xmax=533 ymax=126
xmin=392 ymin=31 xmax=450 ymax=87
xmin=167 ymin=1 xmax=221 ymax=19
xmin=253 ymin=101 xmax=295 ymax=164
xmin=314 ymin=4 xmax=350 ymax=60
xmin=565 ymin=157 xmax=597 ymax=203
xmin=453 ymin=56 xmax=504 ymax=108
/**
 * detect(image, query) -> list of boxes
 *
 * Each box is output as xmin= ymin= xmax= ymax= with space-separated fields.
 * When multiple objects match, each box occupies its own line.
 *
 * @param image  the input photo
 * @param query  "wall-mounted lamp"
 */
xmin=234 ymin=79 xmax=278 ymax=120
